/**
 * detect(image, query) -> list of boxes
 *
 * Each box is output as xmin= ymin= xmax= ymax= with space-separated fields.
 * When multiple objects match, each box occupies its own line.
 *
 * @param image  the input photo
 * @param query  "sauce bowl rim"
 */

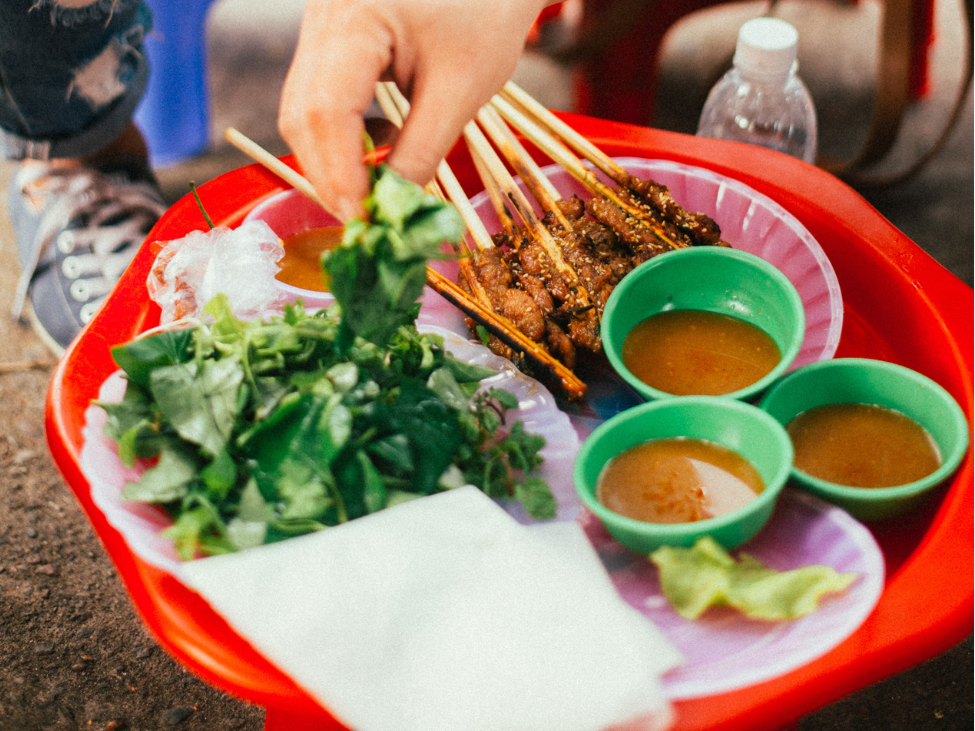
xmin=758 ymin=357 xmax=970 ymax=500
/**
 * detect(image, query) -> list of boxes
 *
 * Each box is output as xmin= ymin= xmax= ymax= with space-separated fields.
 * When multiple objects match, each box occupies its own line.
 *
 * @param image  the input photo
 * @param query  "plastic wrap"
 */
xmin=146 ymin=220 xmax=287 ymax=323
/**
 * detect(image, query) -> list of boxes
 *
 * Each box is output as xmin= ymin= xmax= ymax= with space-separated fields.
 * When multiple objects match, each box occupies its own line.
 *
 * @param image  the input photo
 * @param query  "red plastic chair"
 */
xmin=542 ymin=0 xmax=951 ymax=184
xmin=45 ymin=116 xmax=972 ymax=731
xmin=555 ymin=0 xmax=935 ymax=125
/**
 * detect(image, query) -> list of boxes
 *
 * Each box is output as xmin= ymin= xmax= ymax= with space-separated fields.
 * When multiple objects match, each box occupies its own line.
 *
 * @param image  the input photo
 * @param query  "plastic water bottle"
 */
xmin=696 ymin=18 xmax=818 ymax=163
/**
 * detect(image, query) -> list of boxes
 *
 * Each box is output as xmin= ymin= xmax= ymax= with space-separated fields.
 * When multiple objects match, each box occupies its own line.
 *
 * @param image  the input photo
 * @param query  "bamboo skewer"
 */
xmin=489 ymin=95 xmax=606 ymax=195
xmin=490 ymin=94 xmax=685 ymax=251
xmin=225 ymin=127 xmax=325 ymax=208
xmin=461 ymin=120 xmax=598 ymax=321
xmin=462 ymin=122 xmax=555 ymax=259
xmin=424 ymin=269 xmax=586 ymax=398
xmin=500 ymin=81 xmax=728 ymax=248
xmin=475 ymin=105 xmax=570 ymax=231
xmin=501 ymin=81 xmax=629 ymax=186
xmin=374 ymin=82 xmax=406 ymax=129
xmin=470 ymin=150 xmax=516 ymax=235
xmin=491 ymin=91 xmax=687 ymax=244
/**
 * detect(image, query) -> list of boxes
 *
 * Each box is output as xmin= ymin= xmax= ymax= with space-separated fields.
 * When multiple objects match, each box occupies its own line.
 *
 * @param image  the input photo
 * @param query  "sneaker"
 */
xmin=9 ymin=156 xmax=166 ymax=356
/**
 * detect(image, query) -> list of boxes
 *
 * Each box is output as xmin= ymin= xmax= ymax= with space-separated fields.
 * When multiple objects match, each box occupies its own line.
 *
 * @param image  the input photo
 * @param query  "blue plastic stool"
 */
xmin=135 ymin=0 xmax=219 ymax=167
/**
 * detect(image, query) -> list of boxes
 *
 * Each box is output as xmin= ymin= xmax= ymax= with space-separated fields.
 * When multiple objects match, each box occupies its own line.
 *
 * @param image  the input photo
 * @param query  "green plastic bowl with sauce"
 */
xmin=602 ymin=246 xmax=805 ymax=403
xmin=759 ymin=358 xmax=970 ymax=521
xmin=573 ymin=396 xmax=794 ymax=553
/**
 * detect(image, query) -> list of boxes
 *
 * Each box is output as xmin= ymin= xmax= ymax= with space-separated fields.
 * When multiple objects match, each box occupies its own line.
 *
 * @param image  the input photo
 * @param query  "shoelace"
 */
xmin=10 ymin=163 xmax=166 ymax=324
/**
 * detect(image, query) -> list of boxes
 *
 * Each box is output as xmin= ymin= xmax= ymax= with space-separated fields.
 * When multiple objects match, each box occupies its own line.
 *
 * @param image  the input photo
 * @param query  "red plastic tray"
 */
xmin=45 ymin=115 xmax=973 ymax=731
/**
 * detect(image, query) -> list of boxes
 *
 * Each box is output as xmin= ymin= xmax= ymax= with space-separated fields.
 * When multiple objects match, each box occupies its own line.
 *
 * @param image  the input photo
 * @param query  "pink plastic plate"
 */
xmin=243 ymin=188 xmax=341 ymax=310
xmin=581 ymin=489 xmax=885 ymax=699
xmin=421 ymin=158 xmax=843 ymax=373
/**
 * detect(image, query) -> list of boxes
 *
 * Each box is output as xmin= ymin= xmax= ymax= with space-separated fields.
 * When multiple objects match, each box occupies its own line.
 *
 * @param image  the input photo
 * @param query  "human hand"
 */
xmin=278 ymin=0 xmax=554 ymax=221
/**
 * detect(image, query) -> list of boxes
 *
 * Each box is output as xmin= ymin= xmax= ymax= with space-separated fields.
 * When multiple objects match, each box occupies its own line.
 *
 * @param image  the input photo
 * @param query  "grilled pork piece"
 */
xmin=468 ymin=234 xmax=578 ymax=367
xmin=584 ymin=195 xmax=670 ymax=262
xmin=458 ymin=179 xmax=726 ymax=380
xmin=543 ymin=197 xmax=620 ymax=311
xmin=571 ymin=212 xmax=631 ymax=283
xmin=499 ymin=230 xmax=598 ymax=354
xmin=620 ymin=173 xmax=726 ymax=247
xmin=500 ymin=288 xmax=546 ymax=342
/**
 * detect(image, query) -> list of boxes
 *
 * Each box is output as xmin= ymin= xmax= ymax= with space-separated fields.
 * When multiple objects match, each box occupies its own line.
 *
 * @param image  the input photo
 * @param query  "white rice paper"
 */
xmin=180 ymin=487 xmax=682 ymax=731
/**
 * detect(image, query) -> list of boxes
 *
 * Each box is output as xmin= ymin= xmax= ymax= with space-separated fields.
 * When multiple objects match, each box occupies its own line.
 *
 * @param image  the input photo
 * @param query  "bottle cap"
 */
xmin=733 ymin=18 xmax=798 ymax=79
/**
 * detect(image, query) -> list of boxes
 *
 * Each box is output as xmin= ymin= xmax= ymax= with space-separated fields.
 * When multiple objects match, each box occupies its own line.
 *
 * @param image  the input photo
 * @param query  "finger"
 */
xmin=386 ymin=70 xmax=504 ymax=189
xmin=382 ymin=6 xmax=527 ymax=187
xmin=279 ymin=13 xmax=394 ymax=220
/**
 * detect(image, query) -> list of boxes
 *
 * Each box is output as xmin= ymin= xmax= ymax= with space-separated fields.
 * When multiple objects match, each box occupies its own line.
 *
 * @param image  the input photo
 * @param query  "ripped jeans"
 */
xmin=0 ymin=0 xmax=152 ymax=160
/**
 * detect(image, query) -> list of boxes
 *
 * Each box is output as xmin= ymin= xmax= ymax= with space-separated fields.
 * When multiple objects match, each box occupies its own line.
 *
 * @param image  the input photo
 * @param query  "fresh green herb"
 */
xmin=101 ymin=167 xmax=554 ymax=559
xmin=101 ymin=298 xmax=554 ymax=559
xmin=188 ymin=181 xmax=215 ymax=230
xmin=324 ymin=164 xmax=465 ymax=351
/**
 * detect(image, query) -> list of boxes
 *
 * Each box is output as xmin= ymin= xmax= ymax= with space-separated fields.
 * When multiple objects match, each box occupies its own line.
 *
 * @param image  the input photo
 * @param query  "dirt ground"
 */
xmin=0 ymin=166 xmax=266 ymax=730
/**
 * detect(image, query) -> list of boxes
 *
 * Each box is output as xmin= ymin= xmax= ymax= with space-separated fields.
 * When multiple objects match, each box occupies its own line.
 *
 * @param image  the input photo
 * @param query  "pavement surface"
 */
xmin=0 ymin=1 xmax=971 ymax=730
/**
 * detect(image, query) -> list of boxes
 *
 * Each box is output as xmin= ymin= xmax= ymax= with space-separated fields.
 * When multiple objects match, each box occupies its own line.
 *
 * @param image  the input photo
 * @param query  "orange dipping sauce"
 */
xmin=787 ymin=403 xmax=942 ymax=488
xmin=275 ymin=226 xmax=343 ymax=292
xmin=621 ymin=309 xmax=781 ymax=396
xmin=596 ymin=437 xmax=765 ymax=524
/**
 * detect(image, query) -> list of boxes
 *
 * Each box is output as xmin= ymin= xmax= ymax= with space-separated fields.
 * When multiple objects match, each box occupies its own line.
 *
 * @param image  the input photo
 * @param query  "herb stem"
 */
xmin=189 ymin=181 xmax=215 ymax=230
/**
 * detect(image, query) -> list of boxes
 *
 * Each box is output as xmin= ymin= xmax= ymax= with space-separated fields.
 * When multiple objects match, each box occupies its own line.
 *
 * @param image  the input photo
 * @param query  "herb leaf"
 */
xmin=325 ymin=165 xmax=464 ymax=349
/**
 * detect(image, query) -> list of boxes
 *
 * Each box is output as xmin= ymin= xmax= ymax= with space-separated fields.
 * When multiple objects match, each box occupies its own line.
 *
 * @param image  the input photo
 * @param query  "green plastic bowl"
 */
xmin=758 ymin=358 xmax=970 ymax=521
xmin=602 ymin=246 xmax=805 ymax=402
xmin=573 ymin=396 xmax=794 ymax=553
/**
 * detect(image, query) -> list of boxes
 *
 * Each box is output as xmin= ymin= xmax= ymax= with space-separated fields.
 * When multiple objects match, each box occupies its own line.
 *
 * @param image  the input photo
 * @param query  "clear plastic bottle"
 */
xmin=696 ymin=18 xmax=818 ymax=163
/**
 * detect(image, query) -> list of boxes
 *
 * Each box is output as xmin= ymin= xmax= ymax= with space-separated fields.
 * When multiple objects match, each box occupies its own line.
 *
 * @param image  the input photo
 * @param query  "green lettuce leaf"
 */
xmin=121 ymin=448 xmax=197 ymax=504
xmin=650 ymin=536 xmax=857 ymax=620
xmin=149 ymin=358 xmax=243 ymax=456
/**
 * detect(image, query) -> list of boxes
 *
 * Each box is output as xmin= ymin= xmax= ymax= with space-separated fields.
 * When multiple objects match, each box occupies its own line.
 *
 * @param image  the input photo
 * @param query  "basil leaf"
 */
xmin=385 ymin=379 xmax=461 ymax=495
xmin=149 ymin=358 xmax=243 ymax=456
xmin=442 ymin=354 xmax=497 ymax=384
xmin=122 ymin=446 xmax=199 ymax=503
xmin=111 ymin=329 xmax=194 ymax=388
